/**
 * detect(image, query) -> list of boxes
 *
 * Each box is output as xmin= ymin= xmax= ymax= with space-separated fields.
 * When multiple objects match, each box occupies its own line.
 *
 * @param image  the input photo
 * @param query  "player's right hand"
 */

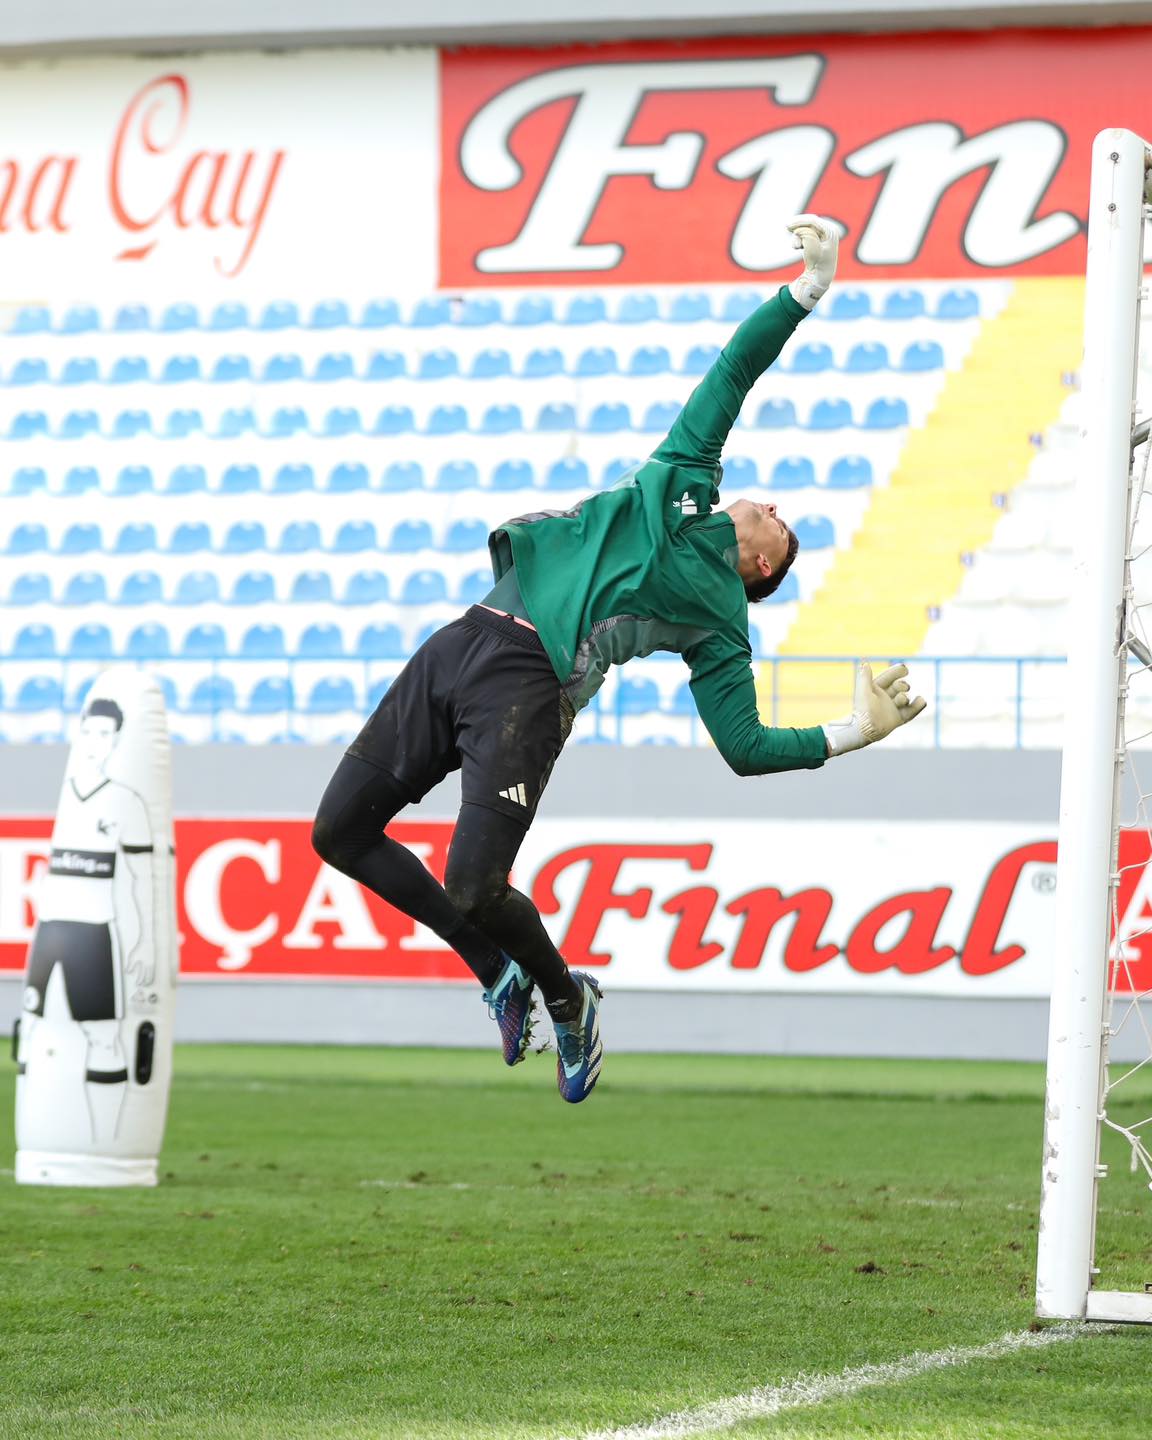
xmin=786 ymin=214 xmax=839 ymax=311
xmin=822 ymin=661 xmax=927 ymax=756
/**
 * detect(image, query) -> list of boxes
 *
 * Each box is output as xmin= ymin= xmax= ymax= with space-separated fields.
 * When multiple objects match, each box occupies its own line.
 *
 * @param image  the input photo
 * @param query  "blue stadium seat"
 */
xmin=411 ymin=297 xmax=451 ymax=327
xmin=371 ymin=406 xmax=413 ymax=436
xmin=306 ymin=677 xmax=357 ymax=713
xmin=722 ymin=456 xmax=758 ymax=488
xmin=326 ymin=462 xmax=370 ymax=493
xmin=882 ymin=289 xmax=925 ymax=320
xmin=471 ymin=348 xmax=512 ymax=378
xmin=9 ymin=358 xmax=49 ymax=385
xmin=770 ymin=456 xmax=816 ymax=489
xmin=864 ymin=397 xmax=910 ymax=429
xmin=754 ymin=398 xmax=797 ymax=429
xmin=389 ymin=520 xmax=432 ymax=552
xmin=16 ymin=677 xmax=63 ymax=712
xmin=642 ymin=401 xmax=681 ymax=433
xmin=545 ymin=457 xmax=590 ymax=490
xmin=762 ymin=571 xmax=800 ymax=605
xmin=169 ymin=522 xmax=212 ymax=554
xmin=8 ymin=523 xmax=48 ymax=554
xmin=629 ymin=346 xmax=671 ymax=376
xmin=602 ymin=457 xmax=641 ymax=488
xmin=298 ymin=624 xmax=344 ymax=659
xmin=319 ymin=406 xmax=361 ymax=437
xmin=59 ymin=357 xmax=99 ymax=385
xmin=219 ymin=464 xmax=261 ymax=495
xmin=261 ymin=353 xmax=304 ymax=382
xmin=114 ymin=465 xmax=153 ymax=496
xmin=166 ymin=464 xmax=207 ymax=495
xmin=210 ymin=355 xmax=252 ymax=383
xmin=114 ymin=523 xmax=158 ymax=554
xmin=309 ymin=300 xmax=349 ymax=329
xmin=827 ymin=290 xmax=871 ymax=321
xmin=522 ymin=347 xmax=564 ymax=378
xmin=342 ymin=571 xmax=390 ymax=605
xmin=67 ymin=623 xmax=113 ymax=659
xmin=537 ymin=402 xmax=576 ymax=431
xmin=62 ymin=571 xmax=107 ymax=605
xmin=479 ymin=404 xmax=521 ymax=434
xmin=61 ymin=410 xmax=101 ymax=440
xmin=229 ymin=571 xmax=276 ymax=605
xmin=575 ymin=346 xmax=617 ymax=377
xmin=400 ymin=571 xmax=448 ymax=605
xmin=356 ymin=624 xmax=405 ymax=659
xmin=843 ymin=342 xmax=888 ymax=373
xmin=173 ymin=571 xmax=220 ymax=605
xmin=161 ymin=303 xmax=198 ymax=332
xmin=825 ymin=455 xmax=874 ymax=489
xmin=936 ymin=288 xmax=979 ymax=320
xmin=12 ymin=624 xmax=56 ymax=658
xmin=459 ymin=297 xmax=502 ymax=326
xmin=109 ymin=357 xmax=149 ymax=390
xmin=187 ymin=676 xmax=237 ymax=714
xmin=587 ymin=403 xmax=631 ymax=433
xmin=790 ymin=343 xmax=834 ymax=374
xmin=290 ymin=571 xmax=334 ymax=604
xmin=434 ymin=461 xmax=476 ymax=491
xmin=333 ymin=520 xmax=378 ymax=553
xmin=161 ymin=355 xmax=200 ymax=383
xmin=10 ymin=572 xmax=51 ymax=604
xmin=117 ymin=570 xmax=163 ymax=607
xmin=366 ymin=677 xmax=392 ymax=710
xmin=180 ymin=623 xmax=228 ymax=658
xmin=444 ymin=519 xmax=489 ymax=552
xmin=807 ymin=398 xmax=853 ymax=430
xmin=10 ymin=467 xmax=47 ymax=495
xmin=216 ymin=408 xmax=256 ymax=439
xmin=277 ymin=521 xmax=322 ymax=553
xmin=59 ymin=523 xmax=102 ymax=555
xmin=617 ymin=677 xmax=660 ymax=714
xmin=792 ymin=515 xmax=835 ymax=549
xmin=669 ymin=292 xmax=711 ymax=323
xmin=13 ymin=306 xmax=50 ymax=334
xmin=426 ymin=404 xmax=468 ymax=435
xmin=269 ymin=406 xmax=308 ymax=438
xmin=360 ymin=299 xmax=401 ymax=328
xmin=62 ymin=307 xmax=100 ymax=335
xmin=113 ymin=304 xmax=149 ymax=332
xmin=240 ymin=624 xmax=286 ymax=659
xmin=125 ymin=623 xmax=171 ymax=660
xmin=209 ymin=302 xmax=249 ymax=331
xmin=381 ymin=461 xmax=425 ymax=492
xmin=164 ymin=408 xmax=203 ymax=439
xmin=259 ymin=301 xmax=298 ymax=330
xmin=617 ymin=293 xmax=658 ymax=324
xmin=564 ymin=295 xmax=606 ymax=324
xmin=222 ymin=521 xmax=266 ymax=554
xmin=412 ymin=621 xmax=445 ymax=648
xmin=458 ymin=571 xmax=493 ymax=605
xmin=271 ymin=463 xmax=314 ymax=494
xmin=900 ymin=341 xmax=945 ymax=372
xmin=511 ymin=296 xmax=554 ymax=325
xmin=418 ymin=351 xmax=459 ymax=384
xmin=721 ymin=291 xmax=762 ymax=323
xmin=365 ymin=350 xmax=406 ymax=380
xmin=669 ymin=680 xmax=697 ymax=716
xmin=10 ymin=411 xmax=49 ymax=440
xmin=489 ymin=459 xmax=534 ymax=491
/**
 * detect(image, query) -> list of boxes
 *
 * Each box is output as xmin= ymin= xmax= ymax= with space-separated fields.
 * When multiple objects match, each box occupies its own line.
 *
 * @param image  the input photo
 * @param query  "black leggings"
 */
xmin=312 ymin=754 xmax=577 ymax=1004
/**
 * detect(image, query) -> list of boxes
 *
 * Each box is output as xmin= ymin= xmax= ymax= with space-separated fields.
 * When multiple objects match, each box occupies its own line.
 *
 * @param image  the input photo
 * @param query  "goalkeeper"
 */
xmin=312 ymin=215 xmax=926 ymax=1103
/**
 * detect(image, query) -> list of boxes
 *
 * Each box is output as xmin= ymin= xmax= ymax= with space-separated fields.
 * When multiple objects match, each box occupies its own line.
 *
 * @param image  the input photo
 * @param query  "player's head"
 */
xmin=723 ymin=499 xmax=799 ymax=603
xmin=77 ymin=698 xmax=124 ymax=769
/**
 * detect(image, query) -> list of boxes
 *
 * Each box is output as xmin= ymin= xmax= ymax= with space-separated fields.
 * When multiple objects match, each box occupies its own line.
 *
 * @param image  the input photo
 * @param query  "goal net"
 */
xmin=1036 ymin=129 xmax=1152 ymax=1324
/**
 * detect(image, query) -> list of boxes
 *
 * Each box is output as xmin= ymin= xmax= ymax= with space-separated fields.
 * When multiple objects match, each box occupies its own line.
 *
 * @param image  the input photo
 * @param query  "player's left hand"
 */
xmin=823 ymin=661 xmax=927 ymax=756
xmin=786 ymin=214 xmax=839 ymax=311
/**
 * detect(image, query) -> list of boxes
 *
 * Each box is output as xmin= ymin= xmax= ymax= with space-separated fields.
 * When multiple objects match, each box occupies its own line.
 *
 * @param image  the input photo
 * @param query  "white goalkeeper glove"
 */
xmin=786 ymin=214 xmax=839 ymax=311
xmin=822 ymin=662 xmax=927 ymax=757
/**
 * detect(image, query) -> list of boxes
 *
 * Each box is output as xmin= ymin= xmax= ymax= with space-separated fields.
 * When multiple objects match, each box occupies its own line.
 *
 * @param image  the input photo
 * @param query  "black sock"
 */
xmin=444 ymin=922 xmax=503 ymax=990
xmin=545 ymin=984 xmax=583 ymax=1022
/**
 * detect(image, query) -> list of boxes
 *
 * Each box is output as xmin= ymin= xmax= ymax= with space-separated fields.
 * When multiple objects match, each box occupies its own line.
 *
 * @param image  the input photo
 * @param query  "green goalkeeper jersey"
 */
xmin=487 ymin=285 xmax=828 ymax=777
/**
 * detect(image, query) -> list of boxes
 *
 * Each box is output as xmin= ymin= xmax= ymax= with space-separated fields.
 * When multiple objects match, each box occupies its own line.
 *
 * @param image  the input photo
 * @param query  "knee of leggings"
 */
xmin=444 ymin=870 xmax=508 ymax=928
xmin=311 ymin=812 xmax=348 ymax=872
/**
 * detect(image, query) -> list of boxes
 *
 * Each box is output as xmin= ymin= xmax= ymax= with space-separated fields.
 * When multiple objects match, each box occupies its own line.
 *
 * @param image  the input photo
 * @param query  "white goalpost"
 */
xmin=1036 ymin=128 xmax=1152 ymax=1324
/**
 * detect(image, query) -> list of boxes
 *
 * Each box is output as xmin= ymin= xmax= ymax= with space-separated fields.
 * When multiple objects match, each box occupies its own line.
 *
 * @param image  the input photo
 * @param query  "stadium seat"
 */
xmin=323 ymin=406 xmax=363 ymax=437
xmin=522 ymin=348 xmax=563 ymax=378
xmin=770 ymin=456 xmax=816 ymax=489
xmin=537 ymin=402 xmax=576 ymax=431
xmin=458 ymin=571 xmax=493 ymax=605
xmin=825 ymin=455 xmax=874 ymax=489
xmin=792 ymin=515 xmax=835 ymax=549
xmin=434 ymin=461 xmax=476 ymax=491
xmin=489 ymin=459 xmax=534 ymax=491
xmin=356 ymin=624 xmax=405 ymax=659
xmin=7 ymin=523 xmax=48 ymax=554
xmin=371 ymin=405 xmax=414 ymax=436
xmin=261 ymin=353 xmax=304 ymax=383
xmin=269 ymin=406 xmax=308 ymax=438
xmin=60 ymin=520 xmax=103 ymax=551
xmin=763 ymin=571 xmax=800 ymax=604
xmin=169 ymin=522 xmax=212 ymax=554
xmin=166 ymin=465 xmax=208 ymax=495
xmin=219 ymin=464 xmax=261 ymax=495
xmin=722 ymin=456 xmax=758 ymax=489
xmin=180 ymin=623 xmax=228 ymax=659
xmin=13 ymin=306 xmax=49 ymax=334
xmin=298 ymin=624 xmax=344 ymax=659
xmin=278 ymin=521 xmax=322 ymax=554
xmin=444 ymin=519 xmax=489 ymax=553
xmin=411 ymin=297 xmax=451 ymax=327
xmin=243 ymin=678 xmax=291 ymax=719
xmin=683 ymin=344 xmax=721 ymax=376
xmin=59 ymin=357 xmax=99 ymax=385
xmin=366 ymin=677 xmax=392 ymax=710
xmin=342 ymin=571 xmax=389 ymax=605
xmin=418 ymin=349 xmax=459 ymax=381
xmin=389 ymin=519 xmax=432 ymax=552
xmin=67 ymin=623 xmax=114 ymax=659
xmin=754 ymin=399 xmax=797 ymax=429
xmin=60 ymin=410 xmax=101 ymax=441
xmin=10 ymin=468 xmax=47 ymax=495
xmin=807 ymin=398 xmax=853 ymax=430
xmin=110 ymin=356 xmax=149 ymax=384
xmin=843 ymin=342 xmax=889 ymax=373
xmin=259 ymin=301 xmax=298 ymax=330
xmin=59 ymin=305 xmax=99 ymax=334
xmin=827 ymin=290 xmax=871 ymax=321
xmin=333 ymin=520 xmax=378 ymax=553
xmin=587 ymin=403 xmax=631 ymax=433
xmin=10 ymin=408 xmax=50 ymax=439
xmin=864 ymin=397 xmax=910 ymax=429
xmin=309 ymin=299 xmax=349 ymax=329
xmin=366 ymin=350 xmax=406 ymax=380
xmin=936 ymin=288 xmax=980 ymax=320
xmin=629 ymin=346 xmax=672 ymax=377
xmin=306 ymin=677 xmax=357 ymax=713
xmin=412 ymin=621 xmax=446 ymax=648
xmin=642 ymin=401 xmax=681 ymax=433
xmin=229 ymin=571 xmax=276 ymax=605
xmin=545 ymin=457 xmax=590 ymax=490
xmin=511 ymin=296 xmax=553 ymax=325
xmin=16 ymin=677 xmax=63 ymax=712
xmin=10 ymin=573 xmax=51 ymax=604
xmin=381 ymin=461 xmax=425 ymax=492
xmin=669 ymin=292 xmax=711 ymax=323
xmin=209 ymin=302 xmax=249 ymax=331
xmin=12 ymin=624 xmax=56 ymax=658
xmin=290 ymin=571 xmax=334 ymax=604
xmin=113 ymin=304 xmax=149 ymax=332
xmin=216 ymin=408 xmax=256 ymax=439
xmin=479 ymin=404 xmax=522 ymax=434
xmin=187 ymin=676 xmax=237 ymax=714
xmin=618 ymin=293 xmax=658 ymax=323
xmin=602 ymin=457 xmax=641 ymax=488
xmin=459 ymin=297 xmax=502 ymax=326
xmin=326 ymin=462 xmax=370 ymax=493
xmin=564 ymin=295 xmax=607 ymax=324
xmin=125 ymin=623 xmax=171 ymax=660
xmin=114 ymin=465 xmax=153 ymax=496
xmin=882 ymin=288 xmax=925 ymax=320
xmin=10 ymin=358 xmax=49 ymax=385
xmin=161 ymin=355 xmax=200 ymax=383
xmin=616 ymin=677 xmax=661 ymax=714
xmin=400 ymin=571 xmax=448 ymax=605
xmin=164 ymin=408 xmax=203 ymax=439
xmin=575 ymin=346 xmax=617 ymax=377
xmin=222 ymin=521 xmax=266 ymax=554
xmin=900 ymin=341 xmax=945 ymax=372
xmin=471 ymin=348 xmax=512 ymax=379
xmin=62 ymin=572 xmax=107 ymax=605
xmin=173 ymin=571 xmax=220 ymax=605
xmin=790 ymin=342 xmax=835 ymax=374
xmin=721 ymin=292 xmax=762 ymax=323
xmin=669 ymin=680 xmax=696 ymax=716
xmin=117 ymin=571 xmax=164 ymax=606
xmin=360 ymin=299 xmax=401 ymax=328
xmin=161 ymin=303 xmax=198 ymax=331
xmin=241 ymin=624 xmax=286 ymax=659
xmin=271 ymin=463 xmax=315 ymax=494
xmin=426 ymin=404 xmax=468 ymax=435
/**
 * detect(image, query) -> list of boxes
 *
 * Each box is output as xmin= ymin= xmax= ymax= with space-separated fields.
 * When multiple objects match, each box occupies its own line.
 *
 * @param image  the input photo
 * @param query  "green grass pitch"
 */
xmin=1 ymin=1045 xmax=1150 ymax=1439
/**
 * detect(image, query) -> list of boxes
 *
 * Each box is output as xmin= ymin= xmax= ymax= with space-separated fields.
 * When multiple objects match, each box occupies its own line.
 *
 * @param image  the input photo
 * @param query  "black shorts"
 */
xmin=24 ymin=919 xmax=118 ymax=1022
xmin=347 ymin=606 xmax=574 ymax=823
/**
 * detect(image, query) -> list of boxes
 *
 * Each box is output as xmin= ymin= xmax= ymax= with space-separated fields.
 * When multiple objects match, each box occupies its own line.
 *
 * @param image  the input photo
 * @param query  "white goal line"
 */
xmin=559 ymin=1324 xmax=1091 ymax=1440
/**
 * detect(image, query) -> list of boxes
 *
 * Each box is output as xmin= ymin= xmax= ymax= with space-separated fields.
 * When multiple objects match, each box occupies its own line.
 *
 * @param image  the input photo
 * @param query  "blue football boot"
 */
xmin=483 ymin=954 xmax=537 ymax=1066
xmin=553 ymin=972 xmax=604 ymax=1103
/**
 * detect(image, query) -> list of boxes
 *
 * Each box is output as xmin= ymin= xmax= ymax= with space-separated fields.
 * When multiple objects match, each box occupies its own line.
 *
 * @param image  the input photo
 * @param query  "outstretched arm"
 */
xmin=650 ymin=215 xmax=839 ymax=475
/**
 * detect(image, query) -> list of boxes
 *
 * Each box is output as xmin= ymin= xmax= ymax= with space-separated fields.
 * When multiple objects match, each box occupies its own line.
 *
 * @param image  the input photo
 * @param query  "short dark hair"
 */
xmin=83 ymin=698 xmax=124 ymax=730
xmin=745 ymin=526 xmax=800 ymax=604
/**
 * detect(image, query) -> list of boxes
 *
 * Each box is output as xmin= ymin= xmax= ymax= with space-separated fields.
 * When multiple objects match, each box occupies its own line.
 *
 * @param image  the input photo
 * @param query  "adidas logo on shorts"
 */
xmin=498 ymin=782 xmax=528 ymax=806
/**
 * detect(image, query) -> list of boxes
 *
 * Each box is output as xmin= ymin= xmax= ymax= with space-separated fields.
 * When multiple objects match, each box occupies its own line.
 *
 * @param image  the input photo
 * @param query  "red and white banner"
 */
xmin=3 ymin=815 xmax=1150 ymax=998
xmin=439 ymin=30 xmax=1152 ymax=286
